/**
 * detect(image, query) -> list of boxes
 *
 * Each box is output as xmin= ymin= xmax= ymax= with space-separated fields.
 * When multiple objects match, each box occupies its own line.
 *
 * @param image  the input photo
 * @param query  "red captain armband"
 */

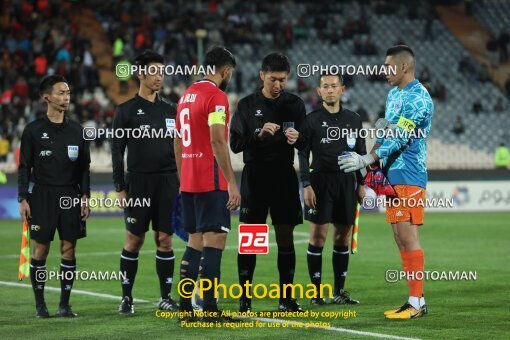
xmin=364 ymin=165 xmax=397 ymax=197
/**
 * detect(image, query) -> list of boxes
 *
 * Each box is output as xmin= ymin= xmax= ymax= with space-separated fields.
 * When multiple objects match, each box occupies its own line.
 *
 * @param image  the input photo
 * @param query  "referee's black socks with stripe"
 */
xmin=200 ymin=247 xmax=222 ymax=311
xmin=238 ymin=254 xmax=256 ymax=300
xmin=277 ymin=245 xmax=296 ymax=302
xmin=156 ymin=250 xmax=175 ymax=300
xmin=333 ymin=245 xmax=350 ymax=294
xmin=179 ymin=246 xmax=201 ymax=310
xmin=30 ymin=258 xmax=46 ymax=305
xmin=60 ymin=258 xmax=76 ymax=306
xmin=307 ymin=244 xmax=324 ymax=298
xmin=120 ymin=249 xmax=139 ymax=300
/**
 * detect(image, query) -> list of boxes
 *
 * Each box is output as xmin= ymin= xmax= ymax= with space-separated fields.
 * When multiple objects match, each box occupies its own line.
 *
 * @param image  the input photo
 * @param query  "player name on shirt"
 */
xmin=179 ymin=93 xmax=197 ymax=104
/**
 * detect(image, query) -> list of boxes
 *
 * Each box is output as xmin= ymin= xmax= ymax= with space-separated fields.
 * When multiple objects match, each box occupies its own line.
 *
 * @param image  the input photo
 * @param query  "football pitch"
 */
xmin=0 ymin=212 xmax=508 ymax=339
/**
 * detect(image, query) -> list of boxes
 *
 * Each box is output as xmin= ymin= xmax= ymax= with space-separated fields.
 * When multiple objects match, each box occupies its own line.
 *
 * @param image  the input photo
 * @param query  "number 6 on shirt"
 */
xmin=179 ymin=108 xmax=191 ymax=147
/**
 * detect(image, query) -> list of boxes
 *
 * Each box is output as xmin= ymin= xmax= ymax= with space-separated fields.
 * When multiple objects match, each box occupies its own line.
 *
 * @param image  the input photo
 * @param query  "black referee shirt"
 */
xmin=298 ymin=105 xmax=366 ymax=187
xmin=230 ymin=89 xmax=306 ymax=165
xmin=112 ymin=94 xmax=177 ymax=191
xmin=18 ymin=116 xmax=91 ymax=200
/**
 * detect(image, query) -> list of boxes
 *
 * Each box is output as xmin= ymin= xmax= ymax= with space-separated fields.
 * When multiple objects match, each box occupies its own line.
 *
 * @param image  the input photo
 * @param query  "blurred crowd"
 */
xmin=1 ymin=0 xmax=509 ymax=170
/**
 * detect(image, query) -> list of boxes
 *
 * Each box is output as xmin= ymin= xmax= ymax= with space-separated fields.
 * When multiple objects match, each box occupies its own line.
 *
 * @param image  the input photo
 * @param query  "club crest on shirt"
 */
xmin=68 ymin=145 xmax=79 ymax=161
xmin=346 ymin=133 xmax=356 ymax=149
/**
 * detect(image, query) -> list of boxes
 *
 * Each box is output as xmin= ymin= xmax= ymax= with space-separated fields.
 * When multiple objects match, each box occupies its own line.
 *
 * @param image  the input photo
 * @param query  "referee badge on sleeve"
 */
xmin=347 ymin=132 xmax=356 ymax=149
xmin=67 ymin=145 xmax=79 ymax=161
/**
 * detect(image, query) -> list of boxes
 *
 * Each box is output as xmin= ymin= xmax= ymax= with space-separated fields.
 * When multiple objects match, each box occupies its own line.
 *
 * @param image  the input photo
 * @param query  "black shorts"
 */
xmin=124 ymin=172 xmax=178 ymax=235
xmin=240 ymin=164 xmax=303 ymax=226
xmin=181 ymin=191 xmax=230 ymax=234
xmin=305 ymin=172 xmax=357 ymax=225
xmin=29 ymin=184 xmax=85 ymax=242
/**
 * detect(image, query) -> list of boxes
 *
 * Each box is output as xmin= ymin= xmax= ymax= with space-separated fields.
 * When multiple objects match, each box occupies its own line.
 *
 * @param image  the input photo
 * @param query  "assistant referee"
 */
xmin=18 ymin=75 xmax=91 ymax=318
xmin=298 ymin=73 xmax=366 ymax=306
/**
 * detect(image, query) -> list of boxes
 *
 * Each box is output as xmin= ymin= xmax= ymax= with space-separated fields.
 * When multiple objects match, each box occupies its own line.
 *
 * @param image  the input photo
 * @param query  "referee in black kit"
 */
xmin=18 ymin=75 xmax=91 ymax=318
xmin=298 ymin=73 xmax=366 ymax=306
xmin=112 ymin=50 xmax=179 ymax=314
xmin=230 ymin=53 xmax=306 ymax=312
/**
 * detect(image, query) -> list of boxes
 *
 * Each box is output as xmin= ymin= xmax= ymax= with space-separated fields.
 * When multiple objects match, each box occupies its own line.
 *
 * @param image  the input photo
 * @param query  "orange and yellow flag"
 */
xmin=18 ymin=221 xmax=30 ymax=280
xmin=351 ymin=203 xmax=360 ymax=254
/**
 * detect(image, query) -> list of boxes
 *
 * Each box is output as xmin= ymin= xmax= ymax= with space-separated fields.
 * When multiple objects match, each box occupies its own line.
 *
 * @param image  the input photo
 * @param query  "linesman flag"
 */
xmin=18 ymin=221 xmax=30 ymax=280
xmin=351 ymin=203 xmax=360 ymax=254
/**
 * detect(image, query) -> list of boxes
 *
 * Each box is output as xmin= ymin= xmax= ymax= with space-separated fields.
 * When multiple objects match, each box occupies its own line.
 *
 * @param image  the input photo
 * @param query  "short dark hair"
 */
xmin=386 ymin=45 xmax=415 ymax=58
xmin=134 ymin=49 xmax=164 ymax=67
xmin=319 ymin=72 xmax=343 ymax=85
xmin=39 ymin=75 xmax=67 ymax=96
xmin=261 ymin=53 xmax=291 ymax=73
xmin=204 ymin=46 xmax=236 ymax=70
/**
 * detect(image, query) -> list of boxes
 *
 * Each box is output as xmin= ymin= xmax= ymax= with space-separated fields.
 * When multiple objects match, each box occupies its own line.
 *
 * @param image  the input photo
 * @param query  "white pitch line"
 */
xmin=0 ymin=239 xmax=311 ymax=259
xmin=0 ymin=281 xmax=149 ymax=303
xmin=0 ymin=280 xmax=417 ymax=339
xmin=252 ymin=317 xmax=418 ymax=340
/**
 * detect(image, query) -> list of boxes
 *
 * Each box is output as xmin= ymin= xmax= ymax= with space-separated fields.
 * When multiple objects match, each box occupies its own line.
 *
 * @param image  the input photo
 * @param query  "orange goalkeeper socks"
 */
xmin=400 ymin=249 xmax=409 ymax=274
xmin=407 ymin=249 xmax=424 ymax=297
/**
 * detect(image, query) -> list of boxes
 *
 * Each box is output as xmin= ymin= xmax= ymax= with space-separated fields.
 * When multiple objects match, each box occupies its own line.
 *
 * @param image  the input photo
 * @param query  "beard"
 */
xmin=219 ymin=78 xmax=229 ymax=91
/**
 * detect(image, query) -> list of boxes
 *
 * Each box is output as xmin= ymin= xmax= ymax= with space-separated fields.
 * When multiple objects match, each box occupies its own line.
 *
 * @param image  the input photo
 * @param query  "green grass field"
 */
xmin=0 ymin=212 xmax=509 ymax=339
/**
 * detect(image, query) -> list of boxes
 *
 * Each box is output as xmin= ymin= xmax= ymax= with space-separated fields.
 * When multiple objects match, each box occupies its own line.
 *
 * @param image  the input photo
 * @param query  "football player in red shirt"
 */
xmin=175 ymin=46 xmax=240 ymax=320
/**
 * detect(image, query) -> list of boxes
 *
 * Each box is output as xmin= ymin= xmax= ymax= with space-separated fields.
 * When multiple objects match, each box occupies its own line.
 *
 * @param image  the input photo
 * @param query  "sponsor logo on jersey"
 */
xmin=255 ymin=110 xmax=263 ymax=117
xmin=182 ymin=152 xmax=204 ymax=158
xmin=41 ymin=132 xmax=49 ymax=139
xmin=39 ymin=150 xmax=52 ymax=157
xmin=137 ymin=108 xmax=145 ymax=115
xmin=320 ymin=138 xmax=331 ymax=144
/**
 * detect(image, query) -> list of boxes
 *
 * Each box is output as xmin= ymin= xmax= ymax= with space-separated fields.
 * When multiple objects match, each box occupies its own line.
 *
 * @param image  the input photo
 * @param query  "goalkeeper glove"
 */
xmin=338 ymin=152 xmax=376 ymax=173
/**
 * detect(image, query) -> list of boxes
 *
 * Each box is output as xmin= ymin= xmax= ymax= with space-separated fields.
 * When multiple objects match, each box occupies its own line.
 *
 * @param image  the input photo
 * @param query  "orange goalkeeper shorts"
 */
xmin=385 ymin=185 xmax=426 ymax=225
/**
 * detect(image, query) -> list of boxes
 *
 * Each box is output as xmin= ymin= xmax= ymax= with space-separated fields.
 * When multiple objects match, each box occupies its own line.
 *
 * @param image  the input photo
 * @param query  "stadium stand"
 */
xmin=0 ymin=0 xmax=509 ymax=172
